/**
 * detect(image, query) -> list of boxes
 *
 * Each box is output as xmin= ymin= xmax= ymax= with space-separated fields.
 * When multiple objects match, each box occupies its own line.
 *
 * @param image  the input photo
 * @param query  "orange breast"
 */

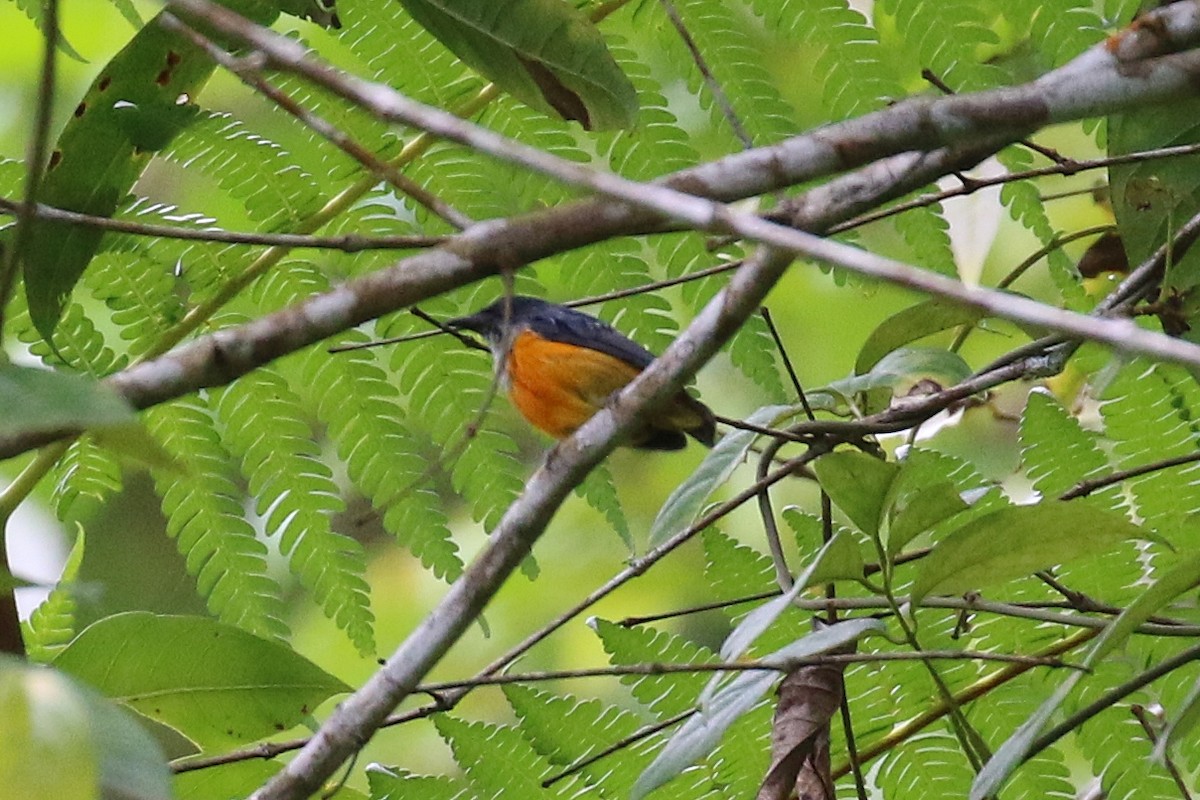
xmin=505 ymin=330 xmax=641 ymax=438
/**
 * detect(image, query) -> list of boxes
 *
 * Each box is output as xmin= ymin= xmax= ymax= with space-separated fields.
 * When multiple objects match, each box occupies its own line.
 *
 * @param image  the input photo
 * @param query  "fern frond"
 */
xmin=362 ymin=767 xmax=465 ymax=800
xmin=599 ymin=42 xmax=701 ymax=180
xmin=306 ymin=336 xmax=461 ymax=578
xmin=10 ymin=295 xmax=127 ymax=376
xmin=478 ymin=95 xmax=590 ymax=211
xmin=503 ymin=684 xmax=647 ymax=795
xmin=659 ymin=0 xmax=798 ymax=147
xmin=212 ymin=358 xmax=376 ymax=656
xmin=592 ymin=617 xmax=714 ymax=718
xmin=875 ymin=0 xmax=1005 ymax=92
xmin=700 ymin=526 xmax=774 ymax=603
xmin=252 ymin=261 xmax=461 ymax=578
xmin=433 ymin=716 xmax=565 ymax=798
xmin=574 ymin=463 xmax=632 ymax=550
xmin=996 ymin=148 xmax=1084 ymax=308
xmin=338 ymin=0 xmax=483 ymax=106
xmin=1027 ymin=1 xmax=1106 ymax=68
xmin=146 ymin=397 xmax=289 ymax=640
xmin=162 ymin=111 xmax=324 ymax=230
xmin=100 ymin=196 xmax=250 ymax=304
xmin=728 ymin=314 xmax=786 ymax=402
xmin=750 ymin=0 xmax=898 ymax=121
xmin=85 ymin=249 xmax=185 ymax=357
xmin=876 ymin=730 xmax=975 ymax=797
xmin=1019 ymin=391 xmax=1113 ymax=502
xmin=365 ymin=766 xmax=471 ymax=800
xmin=50 ymin=436 xmax=123 ymax=525
xmin=1068 ymin=649 xmax=1185 ymax=800
xmin=1101 ymin=362 xmax=1200 ymax=539
xmin=894 ymin=202 xmax=956 ymax=277
xmin=23 ymin=529 xmax=86 ymax=663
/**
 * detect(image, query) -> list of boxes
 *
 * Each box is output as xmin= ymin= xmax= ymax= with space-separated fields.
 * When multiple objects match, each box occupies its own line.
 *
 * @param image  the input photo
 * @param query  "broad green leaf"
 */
xmin=856 ymin=300 xmax=984 ymax=374
xmin=813 ymin=450 xmax=899 ymax=538
xmin=824 ymin=346 xmax=973 ymax=415
xmin=0 ymin=364 xmax=132 ymax=436
xmin=911 ymin=504 xmax=1147 ymax=603
xmin=633 ymin=618 xmax=883 ymax=800
xmin=54 ymin=612 xmax=349 ymax=747
xmin=885 ymin=480 xmax=969 ymax=556
xmin=974 ymin=550 xmax=1200 ymax=798
xmin=649 ymin=405 xmax=791 ymax=547
xmin=0 ymin=655 xmax=171 ymax=800
xmin=21 ymin=1 xmax=283 ymax=341
xmin=397 ymin=0 xmax=638 ymax=130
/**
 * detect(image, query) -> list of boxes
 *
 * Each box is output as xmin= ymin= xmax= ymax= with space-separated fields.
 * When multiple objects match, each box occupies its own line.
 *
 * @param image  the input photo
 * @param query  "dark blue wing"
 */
xmin=526 ymin=305 xmax=657 ymax=370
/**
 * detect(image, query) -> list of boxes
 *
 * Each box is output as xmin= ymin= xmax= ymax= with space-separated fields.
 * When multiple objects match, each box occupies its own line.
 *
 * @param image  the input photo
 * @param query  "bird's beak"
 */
xmin=446 ymin=312 xmax=484 ymax=332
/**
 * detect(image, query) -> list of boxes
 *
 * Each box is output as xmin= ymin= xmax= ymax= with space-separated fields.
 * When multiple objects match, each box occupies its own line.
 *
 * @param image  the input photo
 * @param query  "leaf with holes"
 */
xmin=19 ymin=0 xmax=283 ymax=341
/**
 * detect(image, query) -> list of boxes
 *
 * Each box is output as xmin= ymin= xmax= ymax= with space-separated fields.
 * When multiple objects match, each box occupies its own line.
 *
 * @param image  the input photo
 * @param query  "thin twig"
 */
xmin=414 ymin=651 xmax=1077 ymax=693
xmin=542 ymin=709 xmax=694 ymax=788
xmin=658 ymin=0 xmax=754 ymax=149
xmin=0 ymin=197 xmax=447 ymax=250
xmin=1060 ymin=451 xmax=1200 ymax=500
xmin=826 ymin=142 xmax=1200 ymax=236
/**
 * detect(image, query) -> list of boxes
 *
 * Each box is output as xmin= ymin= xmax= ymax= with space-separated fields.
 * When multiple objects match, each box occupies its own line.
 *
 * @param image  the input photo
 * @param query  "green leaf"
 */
xmin=54 ymin=612 xmax=349 ymax=748
xmin=823 ymin=347 xmax=973 ymax=414
xmin=0 ymin=655 xmax=171 ymax=800
xmin=885 ymin=480 xmax=969 ymax=556
xmin=856 ymin=300 xmax=984 ymax=374
xmin=0 ymin=364 xmax=132 ymax=436
xmin=397 ymin=0 xmax=638 ymax=129
xmin=649 ymin=405 xmax=791 ymax=547
xmin=813 ymin=450 xmax=899 ymax=538
xmin=911 ymin=504 xmax=1148 ymax=604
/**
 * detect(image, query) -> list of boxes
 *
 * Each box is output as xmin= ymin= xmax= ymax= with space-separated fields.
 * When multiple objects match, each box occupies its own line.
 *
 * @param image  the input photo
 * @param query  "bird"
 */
xmin=448 ymin=296 xmax=716 ymax=451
